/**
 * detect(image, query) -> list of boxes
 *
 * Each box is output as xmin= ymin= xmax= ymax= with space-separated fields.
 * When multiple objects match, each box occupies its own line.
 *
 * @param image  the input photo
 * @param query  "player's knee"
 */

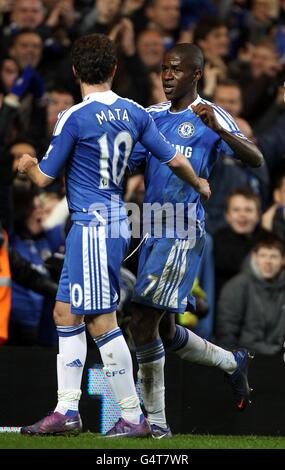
xmin=86 ymin=312 xmax=117 ymax=337
xmin=159 ymin=315 xmax=176 ymax=348
xmin=53 ymin=302 xmax=83 ymax=326
xmin=130 ymin=303 xmax=161 ymax=345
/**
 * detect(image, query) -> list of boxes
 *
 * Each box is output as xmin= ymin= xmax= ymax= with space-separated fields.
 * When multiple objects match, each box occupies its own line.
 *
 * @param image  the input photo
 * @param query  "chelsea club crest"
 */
xmin=178 ymin=122 xmax=195 ymax=138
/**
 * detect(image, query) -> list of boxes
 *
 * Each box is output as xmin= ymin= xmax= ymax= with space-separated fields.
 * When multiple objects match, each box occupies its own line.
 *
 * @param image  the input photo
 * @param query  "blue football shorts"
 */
xmin=56 ymin=220 xmax=130 ymax=314
xmin=133 ymin=234 xmax=205 ymax=313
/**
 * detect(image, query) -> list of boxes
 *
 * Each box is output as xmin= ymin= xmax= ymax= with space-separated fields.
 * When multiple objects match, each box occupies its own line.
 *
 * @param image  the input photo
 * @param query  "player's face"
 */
xmin=225 ymin=195 xmax=260 ymax=235
xmin=253 ymin=247 xmax=284 ymax=280
xmin=161 ymin=52 xmax=194 ymax=101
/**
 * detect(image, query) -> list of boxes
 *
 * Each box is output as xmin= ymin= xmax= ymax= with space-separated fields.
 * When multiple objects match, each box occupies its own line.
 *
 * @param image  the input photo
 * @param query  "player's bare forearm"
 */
xmin=18 ymin=153 xmax=53 ymax=188
xmin=168 ymin=152 xmax=211 ymax=201
xmin=218 ymin=128 xmax=264 ymax=168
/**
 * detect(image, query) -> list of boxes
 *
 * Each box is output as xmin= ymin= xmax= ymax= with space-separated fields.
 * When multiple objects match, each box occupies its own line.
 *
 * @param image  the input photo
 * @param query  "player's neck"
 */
xmin=170 ymin=89 xmax=198 ymax=113
xmin=80 ymin=81 xmax=111 ymax=99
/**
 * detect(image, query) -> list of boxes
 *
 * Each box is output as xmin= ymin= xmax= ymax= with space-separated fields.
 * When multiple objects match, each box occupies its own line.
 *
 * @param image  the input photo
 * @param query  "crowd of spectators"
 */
xmin=1 ymin=0 xmax=285 ymax=356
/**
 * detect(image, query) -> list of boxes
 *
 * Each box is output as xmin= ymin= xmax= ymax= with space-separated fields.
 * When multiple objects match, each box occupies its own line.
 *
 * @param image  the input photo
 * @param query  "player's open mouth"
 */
xmin=164 ymin=86 xmax=174 ymax=94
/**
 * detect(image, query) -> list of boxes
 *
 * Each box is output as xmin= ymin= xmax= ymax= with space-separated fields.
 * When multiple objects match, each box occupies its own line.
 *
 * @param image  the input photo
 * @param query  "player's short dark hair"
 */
xmin=253 ymin=233 xmax=285 ymax=256
xmin=166 ymin=43 xmax=204 ymax=71
xmin=226 ymin=187 xmax=261 ymax=212
xmin=193 ymin=17 xmax=227 ymax=43
xmin=71 ymin=33 xmax=117 ymax=85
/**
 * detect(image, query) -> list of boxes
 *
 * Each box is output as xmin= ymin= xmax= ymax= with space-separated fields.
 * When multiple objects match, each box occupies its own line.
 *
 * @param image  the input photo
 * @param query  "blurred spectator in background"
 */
xmin=213 ymin=188 xmax=268 ymax=301
xmin=78 ymin=0 xmax=122 ymax=36
xmin=109 ymin=17 xmax=151 ymax=105
xmin=122 ymin=0 xmax=148 ymax=34
xmin=44 ymin=0 xmax=78 ymax=34
xmin=180 ymin=0 xmax=217 ymax=32
xmin=136 ymin=28 xmax=165 ymax=104
xmin=45 ymin=87 xmax=74 ymax=136
xmin=193 ymin=17 xmax=230 ymax=98
xmin=0 ymin=56 xmax=19 ymax=98
xmin=5 ymin=0 xmax=45 ymax=34
xmin=6 ymin=30 xmax=46 ymax=138
xmin=145 ymin=0 xmax=180 ymax=50
xmin=29 ymin=86 xmax=75 ymax=153
xmin=9 ymin=187 xmax=59 ymax=345
xmin=1 ymin=0 xmax=54 ymax=51
xmin=136 ymin=29 xmax=164 ymax=73
xmin=230 ymin=39 xmax=284 ymax=125
xmin=206 ymin=79 xmax=269 ymax=234
xmin=246 ymin=0 xmax=275 ymax=45
xmin=262 ymin=173 xmax=285 ymax=243
xmin=7 ymin=137 xmax=37 ymax=189
xmin=216 ymin=234 xmax=285 ymax=355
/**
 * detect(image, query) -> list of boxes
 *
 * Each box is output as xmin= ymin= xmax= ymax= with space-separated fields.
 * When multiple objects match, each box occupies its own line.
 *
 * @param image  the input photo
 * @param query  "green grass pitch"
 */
xmin=0 ymin=433 xmax=285 ymax=449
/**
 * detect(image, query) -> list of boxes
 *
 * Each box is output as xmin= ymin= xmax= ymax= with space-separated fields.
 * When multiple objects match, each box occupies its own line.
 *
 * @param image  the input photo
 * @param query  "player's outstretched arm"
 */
xmin=17 ymin=153 xmax=54 ymax=188
xmin=168 ymin=152 xmax=211 ymax=201
xmin=192 ymin=103 xmax=264 ymax=168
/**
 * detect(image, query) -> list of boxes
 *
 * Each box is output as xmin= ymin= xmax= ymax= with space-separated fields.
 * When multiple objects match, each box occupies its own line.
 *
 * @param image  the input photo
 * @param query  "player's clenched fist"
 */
xmin=192 ymin=103 xmax=222 ymax=133
xmin=197 ymin=177 xmax=211 ymax=201
xmin=18 ymin=153 xmax=38 ymax=174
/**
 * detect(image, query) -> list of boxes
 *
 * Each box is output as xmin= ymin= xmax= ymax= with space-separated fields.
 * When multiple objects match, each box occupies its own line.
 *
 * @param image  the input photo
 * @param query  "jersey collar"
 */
xmin=188 ymin=94 xmax=202 ymax=110
xmin=83 ymin=90 xmax=118 ymax=104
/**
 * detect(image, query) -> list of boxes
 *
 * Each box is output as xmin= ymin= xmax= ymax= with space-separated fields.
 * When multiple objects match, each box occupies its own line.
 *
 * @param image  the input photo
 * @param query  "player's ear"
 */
xmin=192 ymin=68 xmax=202 ymax=83
xmin=72 ymin=65 xmax=78 ymax=78
xmin=111 ymin=64 xmax=117 ymax=78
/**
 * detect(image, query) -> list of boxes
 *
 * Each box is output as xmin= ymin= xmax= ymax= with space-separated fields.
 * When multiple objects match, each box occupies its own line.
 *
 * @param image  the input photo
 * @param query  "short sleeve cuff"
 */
xmin=38 ymin=164 xmax=56 ymax=180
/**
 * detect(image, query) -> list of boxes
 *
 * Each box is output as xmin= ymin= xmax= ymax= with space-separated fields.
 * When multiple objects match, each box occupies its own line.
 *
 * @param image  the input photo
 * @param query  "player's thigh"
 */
xmin=54 ymin=241 xmax=84 ymax=326
xmin=53 ymin=300 xmax=84 ymax=326
xmin=134 ymin=236 xmax=205 ymax=313
xmin=65 ymin=222 xmax=129 ymax=318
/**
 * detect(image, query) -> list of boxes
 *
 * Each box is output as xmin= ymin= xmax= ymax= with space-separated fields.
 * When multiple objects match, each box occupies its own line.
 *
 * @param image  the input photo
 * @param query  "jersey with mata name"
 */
xmin=38 ymin=90 xmax=176 ymax=223
xmin=129 ymin=95 xmax=247 ymax=233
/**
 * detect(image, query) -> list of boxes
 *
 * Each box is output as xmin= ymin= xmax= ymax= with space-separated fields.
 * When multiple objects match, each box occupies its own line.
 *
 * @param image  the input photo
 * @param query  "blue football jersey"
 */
xmin=128 ymin=95 xmax=248 ymax=232
xmin=38 ymin=90 xmax=176 ymax=223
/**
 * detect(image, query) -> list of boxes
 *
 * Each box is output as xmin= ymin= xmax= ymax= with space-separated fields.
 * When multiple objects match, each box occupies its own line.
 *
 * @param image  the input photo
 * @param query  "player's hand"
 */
xmin=192 ymin=103 xmax=222 ymax=133
xmin=197 ymin=177 xmax=211 ymax=202
xmin=18 ymin=153 xmax=38 ymax=174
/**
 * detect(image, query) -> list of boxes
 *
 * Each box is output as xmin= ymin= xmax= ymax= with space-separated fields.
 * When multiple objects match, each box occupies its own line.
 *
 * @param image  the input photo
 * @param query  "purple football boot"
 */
xmin=226 ymin=349 xmax=254 ymax=411
xmin=105 ymin=416 xmax=151 ymax=438
xmin=20 ymin=412 xmax=82 ymax=436
xmin=150 ymin=423 xmax=172 ymax=439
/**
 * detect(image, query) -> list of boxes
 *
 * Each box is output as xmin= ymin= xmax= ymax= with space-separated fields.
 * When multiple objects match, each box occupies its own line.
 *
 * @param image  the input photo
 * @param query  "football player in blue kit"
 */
xmin=128 ymin=43 xmax=264 ymax=438
xmin=17 ymin=34 xmax=211 ymax=437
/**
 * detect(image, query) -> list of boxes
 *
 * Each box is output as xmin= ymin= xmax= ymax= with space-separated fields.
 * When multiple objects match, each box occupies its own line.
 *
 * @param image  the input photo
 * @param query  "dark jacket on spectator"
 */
xmin=216 ymin=261 xmax=285 ymax=355
xmin=213 ymin=225 xmax=268 ymax=300
xmin=256 ymin=112 xmax=285 ymax=176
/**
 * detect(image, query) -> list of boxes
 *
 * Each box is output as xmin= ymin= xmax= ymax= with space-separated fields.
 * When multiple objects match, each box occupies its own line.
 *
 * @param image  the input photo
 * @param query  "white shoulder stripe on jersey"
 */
xmin=200 ymin=98 xmax=240 ymax=133
xmin=53 ymin=91 xmax=119 ymax=137
xmin=53 ymin=100 xmax=93 ymax=136
xmin=147 ymin=103 xmax=171 ymax=113
xmin=147 ymin=101 xmax=171 ymax=113
xmin=122 ymin=97 xmax=146 ymax=111
xmin=212 ymin=105 xmax=239 ymax=132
